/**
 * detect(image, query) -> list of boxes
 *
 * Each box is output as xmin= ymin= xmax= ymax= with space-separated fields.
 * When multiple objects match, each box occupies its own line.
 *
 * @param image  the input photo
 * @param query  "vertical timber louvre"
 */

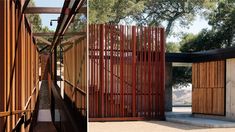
xmin=63 ymin=28 xmax=87 ymax=128
xmin=0 ymin=0 xmax=40 ymax=131
xmin=192 ymin=60 xmax=225 ymax=115
xmin=89 ymin=24 xmax=165 ymax=121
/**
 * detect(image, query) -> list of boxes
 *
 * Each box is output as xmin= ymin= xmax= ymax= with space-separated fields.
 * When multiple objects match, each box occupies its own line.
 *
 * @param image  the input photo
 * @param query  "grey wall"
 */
xmin=226 ymin=59 xmax=235 ymax=119
xmin=165 ymin=62 xmax=173 ymax=112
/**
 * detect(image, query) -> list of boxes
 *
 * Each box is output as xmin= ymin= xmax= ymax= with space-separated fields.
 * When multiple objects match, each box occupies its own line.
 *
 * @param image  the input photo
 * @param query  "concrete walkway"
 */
xmin=167 ymin=117 xmax=235 ymax=128
xmin=166 ymin=109 xmax=235 ymax=128
xmin=89 ymin=121 xmax=235 ymax=132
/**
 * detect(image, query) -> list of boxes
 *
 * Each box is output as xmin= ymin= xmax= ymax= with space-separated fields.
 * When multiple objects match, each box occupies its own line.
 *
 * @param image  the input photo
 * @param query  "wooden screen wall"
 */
xmin=0 ymin=0 xmax=40 ymax=131
xmin=192 ymin=60 xmax=225 ymax=115
xmin=89 ymin=24 xmax=165 ymax=121
xmin=63 ymin=30 xmax=87 ymax=120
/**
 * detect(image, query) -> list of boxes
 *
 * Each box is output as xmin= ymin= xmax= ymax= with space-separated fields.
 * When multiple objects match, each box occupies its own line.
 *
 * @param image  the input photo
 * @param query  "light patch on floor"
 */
xmin=37 ymin=109 xmax=52 ymax=122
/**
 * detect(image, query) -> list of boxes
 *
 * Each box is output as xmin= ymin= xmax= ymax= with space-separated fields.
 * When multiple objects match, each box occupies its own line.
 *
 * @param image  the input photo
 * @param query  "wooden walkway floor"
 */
xmin=33 ymin=81 xmax=57 ymax=132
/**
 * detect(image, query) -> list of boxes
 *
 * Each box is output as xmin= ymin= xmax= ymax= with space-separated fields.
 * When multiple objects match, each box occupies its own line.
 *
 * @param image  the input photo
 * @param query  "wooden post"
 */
xmin=132 ymin=26 xmax=136 ymax=117
xmin=99 ymin=24 xmax=104 ymax=117
xmin=0 ymin=0 xmax=5 ymax=130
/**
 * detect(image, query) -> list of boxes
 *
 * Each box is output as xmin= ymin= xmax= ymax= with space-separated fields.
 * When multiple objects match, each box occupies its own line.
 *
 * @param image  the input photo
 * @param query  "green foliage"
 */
xmin=133 ymin=0 xmax=216 ymax=36
xmin=89 ymin=0 xmax=145 ymax=24
xmin=172 ymin=67 xmax=192 ymax=88
xmin=67 ymin=14 xmax=87 ymax=32
xmin=27 ymin=1 xmax=43 ymax=32
xmin=180 ymin=1 xmax=235 ymax=52
xmin=166 ymin=42 xmax=180 ymax=53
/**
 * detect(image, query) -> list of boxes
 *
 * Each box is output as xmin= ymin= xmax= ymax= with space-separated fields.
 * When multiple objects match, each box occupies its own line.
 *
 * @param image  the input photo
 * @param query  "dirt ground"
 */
xmin=89 ymin=121 xmax=235 ymax=132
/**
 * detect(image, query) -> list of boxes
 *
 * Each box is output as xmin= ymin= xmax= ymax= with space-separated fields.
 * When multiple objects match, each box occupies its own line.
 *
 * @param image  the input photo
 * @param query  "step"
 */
xmin=165 ymin=112 xmax=192 ymax=118
xmin=166 ymin=116 xmax=235 ymax=128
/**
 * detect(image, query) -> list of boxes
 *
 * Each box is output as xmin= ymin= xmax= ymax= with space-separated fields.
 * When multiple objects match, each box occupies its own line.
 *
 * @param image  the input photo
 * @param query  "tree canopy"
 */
xmin=180 ymin=1 xmax=235 ymax=52
xmin=89 ymin=0 xmax=145 ymax=24
xmin=89 ymin=0 xmax=215 ymax=37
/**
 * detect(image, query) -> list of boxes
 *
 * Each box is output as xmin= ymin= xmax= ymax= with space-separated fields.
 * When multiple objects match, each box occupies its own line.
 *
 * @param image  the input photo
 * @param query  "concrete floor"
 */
xmin=89 ymin=121 xmax=235 ymax=132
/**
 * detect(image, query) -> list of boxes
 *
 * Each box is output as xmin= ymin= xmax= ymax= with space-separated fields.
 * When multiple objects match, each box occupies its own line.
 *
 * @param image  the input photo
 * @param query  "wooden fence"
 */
xmin=0 ymin=0 xmax=39 ymax=131
xmin=89 ymin=24 xmax=165 ymax=121
xmin=63 ymin=29 xmax=87 ymax=130
xmin=192 ymin=60 xmax=225 ymax=115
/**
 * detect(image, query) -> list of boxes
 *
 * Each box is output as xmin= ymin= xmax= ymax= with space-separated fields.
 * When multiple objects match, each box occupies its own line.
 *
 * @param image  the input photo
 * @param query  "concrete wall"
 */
xmin=226 ymin=59 xmax=235 ymax=119
xmin=165 ymin=62 xmax=173 ymax=112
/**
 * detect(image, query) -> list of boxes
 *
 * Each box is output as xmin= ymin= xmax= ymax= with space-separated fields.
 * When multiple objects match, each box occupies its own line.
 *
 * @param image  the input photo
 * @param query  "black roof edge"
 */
xmin=166 ymin=46 xmax=235 ymax=63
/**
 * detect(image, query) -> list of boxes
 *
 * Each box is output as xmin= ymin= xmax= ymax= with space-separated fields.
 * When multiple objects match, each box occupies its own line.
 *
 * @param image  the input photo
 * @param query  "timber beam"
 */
xmin=25 ymin=7 xmax=87 ymax=14
xmin=34 ymin=32 xmax=86 ymax=37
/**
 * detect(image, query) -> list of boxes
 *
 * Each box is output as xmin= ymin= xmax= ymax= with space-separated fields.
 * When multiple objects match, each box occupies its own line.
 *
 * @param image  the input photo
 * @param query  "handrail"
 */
xmin=0 ymin=109 xmax=33 ymax=118
xmin=0 ymin=81 xmax=39 ymax=117
xmin=64 ymin=79 xmax=86 ymax=95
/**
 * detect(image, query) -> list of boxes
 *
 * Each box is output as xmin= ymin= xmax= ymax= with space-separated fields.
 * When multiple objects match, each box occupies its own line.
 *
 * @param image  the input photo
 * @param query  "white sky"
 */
xmin=34 ymin=0 xmax=64 ymax=31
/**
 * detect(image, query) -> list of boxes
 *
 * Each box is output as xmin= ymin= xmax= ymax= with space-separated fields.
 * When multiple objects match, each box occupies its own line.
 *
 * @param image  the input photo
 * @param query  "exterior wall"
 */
xmin=226 ymin=59 xmax=235 ymax=119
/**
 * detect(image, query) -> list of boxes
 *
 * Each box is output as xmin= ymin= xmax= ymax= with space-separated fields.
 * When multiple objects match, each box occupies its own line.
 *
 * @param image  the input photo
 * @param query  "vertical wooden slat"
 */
xmin=99 ymin=24 xmax=104 ymax=117
xmin=0 ymin=0 xmax=5 ymax=130
xmin=120 ymin=25 xmax=124 ymax=117
xmin=132 ymin=26 xmax=136 ymax=117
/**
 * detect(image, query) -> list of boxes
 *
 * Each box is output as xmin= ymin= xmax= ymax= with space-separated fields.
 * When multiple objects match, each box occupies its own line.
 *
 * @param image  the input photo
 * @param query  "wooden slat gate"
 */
xmin=89 ymin=24 xmax=165 ymax=121
xmin=192 ymin=60 xmax=225 ymax=115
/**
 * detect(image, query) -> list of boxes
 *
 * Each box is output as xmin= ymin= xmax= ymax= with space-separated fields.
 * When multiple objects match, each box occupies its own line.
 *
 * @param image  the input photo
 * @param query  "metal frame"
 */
xmin=51 ymin=0 xmax=85 ymax=52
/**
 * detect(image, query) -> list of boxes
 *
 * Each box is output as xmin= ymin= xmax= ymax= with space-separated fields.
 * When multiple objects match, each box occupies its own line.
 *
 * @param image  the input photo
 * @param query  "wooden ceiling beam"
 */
xmin=25 ymin=7 xmax=87 ymax=14
xmin=34 ymin=36 xmax=51 ymax=45
xmin=61 ymin=35 xmax=86 ymax=45
xmin=33 ymin=32 xmax=86 ymax=37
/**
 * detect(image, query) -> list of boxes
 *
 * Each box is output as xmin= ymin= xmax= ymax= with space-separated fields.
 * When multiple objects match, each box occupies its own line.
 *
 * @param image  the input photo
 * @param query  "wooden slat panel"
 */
xmin=192 ymin=60 xmax=225 ymax=115
xmin=63 ymin=28 xmax=87 ymax=118
xmin=89 ymin=24 xmax=165 ymax=120
xmin=0 ymin=0 xmax=40 ymax=131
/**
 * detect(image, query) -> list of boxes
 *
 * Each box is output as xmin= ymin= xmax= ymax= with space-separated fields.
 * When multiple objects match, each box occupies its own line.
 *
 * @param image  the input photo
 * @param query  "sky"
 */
xmin=34 ymin=0 xmax=211 ymax=43
xmin=34 ymin=0 xmax=64 ymax=31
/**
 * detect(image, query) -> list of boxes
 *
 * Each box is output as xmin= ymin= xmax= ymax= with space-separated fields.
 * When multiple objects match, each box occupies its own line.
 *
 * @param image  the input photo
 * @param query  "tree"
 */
xmin=27 ymin=1 xmax=43 ymax=32
xmin=133 ymin=0 xmax=215 ymax=37
xmin=180 ymin=1 xmax=235 ymax=52
xmin=166 ymin=42 xmax=180 ymax=53
xmin=89 ymin=0 xmax=145 ymax=24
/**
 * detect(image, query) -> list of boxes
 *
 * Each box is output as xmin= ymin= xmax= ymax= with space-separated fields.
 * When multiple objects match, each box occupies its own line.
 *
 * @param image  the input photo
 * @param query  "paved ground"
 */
xmin=89 ymin=121 xmax=235 ymax=132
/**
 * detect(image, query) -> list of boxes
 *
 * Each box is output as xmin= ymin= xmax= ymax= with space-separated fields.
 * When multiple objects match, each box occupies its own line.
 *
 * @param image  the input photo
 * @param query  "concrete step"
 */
xmin=194 ymin=114 xmax=235 ymax=122
xmin=165 ymin=112 xmax=192 ymax=118
xmin=166 ymin=116 xmax=235 ymax=128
